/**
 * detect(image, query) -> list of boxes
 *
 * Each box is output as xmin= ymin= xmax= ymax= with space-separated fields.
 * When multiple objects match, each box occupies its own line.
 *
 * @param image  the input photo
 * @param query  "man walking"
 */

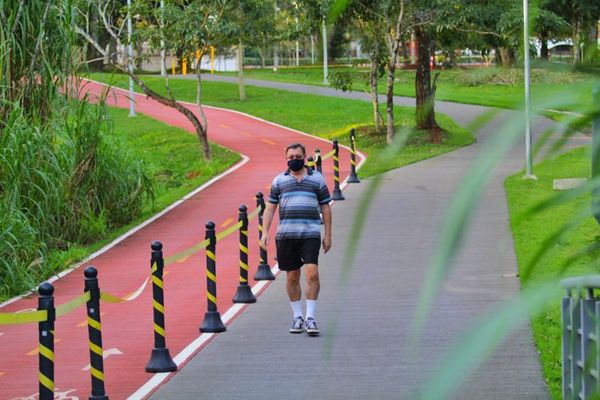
xmin=259 ymin=143 xmax=332 ymax=336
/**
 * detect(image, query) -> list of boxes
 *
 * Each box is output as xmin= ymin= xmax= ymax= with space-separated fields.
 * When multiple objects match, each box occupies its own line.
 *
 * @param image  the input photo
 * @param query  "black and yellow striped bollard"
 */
xmin=84 ymin=266 xmax=108 ymax=400
xmin=200 ymin=221 xmax=226 ymax=333
xmin=347 ymin=128 xmax=360 ymax=183
xmin=254 ymin=192 xmax=275 ymax=281
xmin=38 ymin=282 xmax=55 ymax=400
xmin=145 ymin=241 xmax=177 ymax=373
xmin=331 ymin=140 xmax=345 ymax=201
xmin=307 ymin=156 xmax=315 ymax=171
xmin=233 ymin=205 xmax=257 ymax=303
xmin=315 ymin=149 xmax=322 ymax=173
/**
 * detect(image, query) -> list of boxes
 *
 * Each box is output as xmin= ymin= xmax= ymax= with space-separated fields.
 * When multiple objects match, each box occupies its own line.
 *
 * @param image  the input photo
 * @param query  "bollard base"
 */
xmin=233 ymin=284 xmax=257 ymax=304
xmin=145 ymin=347 xmax=177 ymax=373
xmin=332 ymin=189 xmax=345 ymax=201
xmin=200 ymin=311 xmax=226 ymax=333
xmin=347 ymin=172 xmax=360 ymax=183
xmin=89 ymin=394 xmax=109 ymax=400
xmin=254 ymin=264 xmax=275 ymax=281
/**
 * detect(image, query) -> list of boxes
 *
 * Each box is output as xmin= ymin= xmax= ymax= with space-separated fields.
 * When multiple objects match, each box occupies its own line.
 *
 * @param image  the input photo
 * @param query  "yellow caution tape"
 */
xmin=321 ymin=149 xmax=336 ymax=161
xmin=248 ymin=207 xmax=261 ymax=221
xmin=100 ymin=292 xmax=127 ymax=304
xmin=164 ymin=239 xmax=210 ymax=265
xmin=216 ymin=220 xmax=243 ymax=242
xmin=0 ymin=309 xmax=48 ymax=325
xmin=56 ymin=292 xmax=91 ymax=317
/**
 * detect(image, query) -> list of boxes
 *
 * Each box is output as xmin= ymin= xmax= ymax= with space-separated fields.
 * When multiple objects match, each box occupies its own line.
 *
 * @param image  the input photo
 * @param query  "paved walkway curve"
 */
xmin=149 ymin=75 xmax=591 ymax=400
xmin=0 ymin=81 xmax=356 ymax=400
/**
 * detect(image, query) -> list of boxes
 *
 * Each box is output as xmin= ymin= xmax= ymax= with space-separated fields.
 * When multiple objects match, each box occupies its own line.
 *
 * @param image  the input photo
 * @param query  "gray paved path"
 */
xmin=150 ymin=76 xmax=590 ymax=399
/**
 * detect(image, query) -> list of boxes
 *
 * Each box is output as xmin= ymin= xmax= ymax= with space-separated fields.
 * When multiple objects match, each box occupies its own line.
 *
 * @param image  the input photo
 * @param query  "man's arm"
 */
xmin=321 ymin=203 xmax=332 ymax=253
xmin=259 ymin=202 xmax=277 ymax=250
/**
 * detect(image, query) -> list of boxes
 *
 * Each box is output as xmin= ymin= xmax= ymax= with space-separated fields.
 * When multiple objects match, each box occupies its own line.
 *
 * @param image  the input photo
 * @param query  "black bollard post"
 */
xmin=145 ymin=241 xmax=177 ymax=373
xmin=38 ymin=283 xmax=55 ymax=400
xmin=84 ymin=266 xmax=109 ymax=400
xmin=233 ymin=205 xmax=257 ymax=303
xmin=200 ymin=221 xmax=226 ymax=333
xmin=254 ymin=193 xmax=275 ymax=281
xmin=307 ymin=156 xmax=315 ymax=171
xmin=347 ymin=129 xmax=360 ymax=183
xmin=331 ymin=140 xmax=345 ymax=200
xmin=315 ymin=149 xmax=322 ymax=173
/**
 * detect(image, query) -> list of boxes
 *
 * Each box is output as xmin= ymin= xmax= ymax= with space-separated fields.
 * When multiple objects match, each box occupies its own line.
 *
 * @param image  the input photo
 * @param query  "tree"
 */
xmin=75 ymin=0 xmax=229 ymax=160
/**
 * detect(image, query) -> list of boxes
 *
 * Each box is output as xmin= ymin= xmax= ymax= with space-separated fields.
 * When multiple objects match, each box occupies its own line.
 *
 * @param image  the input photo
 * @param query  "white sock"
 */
xmin=306 ymin=300 xmax=317 ymax=320
xmin=290 ymin=300 xmax=303 ymax=319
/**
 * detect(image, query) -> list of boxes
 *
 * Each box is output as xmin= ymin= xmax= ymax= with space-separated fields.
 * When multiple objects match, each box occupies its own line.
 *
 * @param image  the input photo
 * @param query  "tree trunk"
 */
xmin=415 ymin=26 xmax=440 ymax=141
xmin=128 ymin=72 xmax=211 ymax=159
xmin=385 ymin=55 xmax=396 ymax=144
xmin=258 ymin=46 xmax=266 ymax=68
xmin=369 ymin=48 xmax=383 ymax=133
xmin=238 ymin=39 xmax=246 ymax=101
xmin=540 ymin=34 xmax=549 ymax=59
xmin=498 ymin=46 xmax=514 ymax=68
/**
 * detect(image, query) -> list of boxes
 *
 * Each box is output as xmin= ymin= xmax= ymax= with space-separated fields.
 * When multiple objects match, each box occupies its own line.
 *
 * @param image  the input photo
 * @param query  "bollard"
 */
xmin=171 ymin=59 xmax=175 ymax=75
xmin=307 ymin=156 xmax=315 ymax=171
xmin=84 ymin=266 xmax=108 ymax=400
xmin=200 ymin=221 xmax=226 ymax=333
xmin=145 ymin=241 xmax=177 ymax=373
xmin=331 ymin=140 xmax=345 ymax=200
xmin=347 ymin=129 xmax=360 ymax=183
xmin=254 ymin=193 xmax=275 ymax=281
xmin=233 ymin=205 xmax=257 ymax=303
xmin=315 ymin=149 xmax=322 ymax=173
xmin=38 ymin=283 xmax=55 ymax=400
xmin=182 ymin=57 xmax=187 ymax=75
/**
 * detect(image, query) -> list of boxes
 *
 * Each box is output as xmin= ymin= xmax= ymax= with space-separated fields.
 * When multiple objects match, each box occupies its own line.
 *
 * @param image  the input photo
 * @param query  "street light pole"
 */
xmin=160 ymin=0 xmax=165 ymax=78
xmin=523 ymin=0 xmax=534 ymax=178
xmin=322 ymin=19 xmax=328 ymax=84
xmin=127 ymin=0 xmax=136 ymax=117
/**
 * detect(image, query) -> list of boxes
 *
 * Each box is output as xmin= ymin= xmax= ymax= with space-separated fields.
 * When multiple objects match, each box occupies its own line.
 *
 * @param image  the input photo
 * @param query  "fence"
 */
xmin=561 ymin=276 xmax=600 ymax=399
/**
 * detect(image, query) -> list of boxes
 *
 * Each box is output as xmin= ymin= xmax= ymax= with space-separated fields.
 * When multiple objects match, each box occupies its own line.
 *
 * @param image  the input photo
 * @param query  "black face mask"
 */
xmin=288 ymin=158 xmax=305 ymax=172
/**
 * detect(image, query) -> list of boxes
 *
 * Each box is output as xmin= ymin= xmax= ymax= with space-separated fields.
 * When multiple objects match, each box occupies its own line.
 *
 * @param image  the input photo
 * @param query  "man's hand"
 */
xmin=322 ymin=235 xmax=332 ymax=253
xmin=259 ymin=234 xmax=268 ymax=251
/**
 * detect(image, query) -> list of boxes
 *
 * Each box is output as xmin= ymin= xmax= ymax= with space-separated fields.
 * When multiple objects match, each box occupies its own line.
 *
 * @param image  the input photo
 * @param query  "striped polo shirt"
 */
xmin=269 ymin=167 xmax=332 ymax=240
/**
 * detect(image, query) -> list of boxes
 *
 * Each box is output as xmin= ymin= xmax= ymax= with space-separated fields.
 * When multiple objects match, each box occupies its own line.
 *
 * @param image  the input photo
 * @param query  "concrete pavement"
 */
xmin=149 ymin=76 xmax=589 ymax=399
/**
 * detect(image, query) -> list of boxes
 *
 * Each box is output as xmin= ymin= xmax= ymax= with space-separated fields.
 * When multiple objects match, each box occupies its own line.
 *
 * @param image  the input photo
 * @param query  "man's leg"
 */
xmin=304 ymin=264 xmax=320 ymax=336
xmin=287 ymin=269 xmax=304 ymax=333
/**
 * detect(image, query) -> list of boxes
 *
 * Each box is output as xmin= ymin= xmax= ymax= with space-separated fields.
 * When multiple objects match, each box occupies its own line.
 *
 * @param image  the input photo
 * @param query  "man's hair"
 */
xmin=285 ymin=143 xmax=306 ymax=156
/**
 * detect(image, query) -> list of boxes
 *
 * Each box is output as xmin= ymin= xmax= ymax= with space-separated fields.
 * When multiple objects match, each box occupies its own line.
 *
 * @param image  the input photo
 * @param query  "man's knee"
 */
xmin=305 ymin=264 xmax=319 ymax=284
xmin=287 ymin=270 xmax=301 ymax=285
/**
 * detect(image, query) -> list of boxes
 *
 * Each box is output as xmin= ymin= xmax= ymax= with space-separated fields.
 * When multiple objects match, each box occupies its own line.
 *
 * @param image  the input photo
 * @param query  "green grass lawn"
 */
xmin=212 ymin=65 xmax=596 ymax=117
xmin=505 ymin=146 xmax=598 ymax=399
xmin=87 ymin=72 xmax=475 ymax=178
xmin=35 ymin=107 xmax=239 ymax=302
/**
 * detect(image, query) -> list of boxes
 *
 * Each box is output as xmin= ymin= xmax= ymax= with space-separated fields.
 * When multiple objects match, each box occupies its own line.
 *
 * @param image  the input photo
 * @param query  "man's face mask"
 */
xmin=287 ymin=158 xmax=305 ymax=171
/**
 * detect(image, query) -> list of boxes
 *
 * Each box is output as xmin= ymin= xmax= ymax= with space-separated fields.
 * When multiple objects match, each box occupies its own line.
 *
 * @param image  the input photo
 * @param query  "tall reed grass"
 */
xmin=0 ymin=0 xmax=152 ymax=299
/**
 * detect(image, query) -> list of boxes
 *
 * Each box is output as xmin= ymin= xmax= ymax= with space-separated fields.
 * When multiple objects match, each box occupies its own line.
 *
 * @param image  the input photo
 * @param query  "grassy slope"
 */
xmin=505 ymin=147 xmax=598 ymax=399
xmin=88 ymin=73 xmax=474 ymax=178
xmin=34 ymin=107 xmax=239 ymax=302
xmin=214 ymin=66 xmax=595 ymax=114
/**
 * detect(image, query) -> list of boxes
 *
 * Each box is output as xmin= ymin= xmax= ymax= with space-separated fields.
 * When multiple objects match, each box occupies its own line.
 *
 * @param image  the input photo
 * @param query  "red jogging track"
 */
xmin=0 ymin=81 xmax=361 ymax=400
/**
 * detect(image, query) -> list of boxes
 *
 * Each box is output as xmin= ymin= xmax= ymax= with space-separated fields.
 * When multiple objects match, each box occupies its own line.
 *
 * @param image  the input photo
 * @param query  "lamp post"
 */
xmin=160 ymin=0 xmax=165 ymax=78
xmin=523 ymin=0 xmax=535 ymax=179
xmin=127 ymin=0 xmax=136 ymax=117
xmin=322 ymin=19 xmax=328 ymax=84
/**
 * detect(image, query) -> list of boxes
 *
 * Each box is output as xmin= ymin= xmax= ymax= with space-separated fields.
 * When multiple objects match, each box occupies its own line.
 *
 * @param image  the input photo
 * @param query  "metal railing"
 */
xmin=561 ymin=276 xmax=600 ymax=399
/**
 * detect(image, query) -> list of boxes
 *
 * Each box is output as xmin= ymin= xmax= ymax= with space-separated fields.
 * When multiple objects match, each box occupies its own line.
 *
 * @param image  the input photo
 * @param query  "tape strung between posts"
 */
xmin=56 ymin=291 xmax=91 ymax=317
xmin=321 ymin=149 xmax=336 ymax=161
xmin=0 ymin=309 xmax=48 ymax=325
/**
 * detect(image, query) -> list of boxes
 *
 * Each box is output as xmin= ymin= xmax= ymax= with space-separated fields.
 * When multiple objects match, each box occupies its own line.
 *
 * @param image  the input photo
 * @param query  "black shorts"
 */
xmin=276 ymin=238 xmax=321 ymax=271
